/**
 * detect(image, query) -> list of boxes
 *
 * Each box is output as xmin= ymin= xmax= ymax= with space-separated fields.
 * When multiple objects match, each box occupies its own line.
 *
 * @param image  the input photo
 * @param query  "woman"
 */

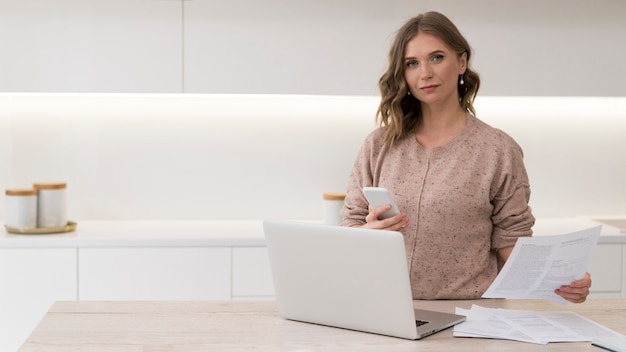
xmin=341 ymin=11 xmax=591 ymax=303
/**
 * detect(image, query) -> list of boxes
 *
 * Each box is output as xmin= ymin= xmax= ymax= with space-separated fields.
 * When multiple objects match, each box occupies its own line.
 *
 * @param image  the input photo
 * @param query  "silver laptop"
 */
xmin=263 ymin=220 xmax=466 ymax=340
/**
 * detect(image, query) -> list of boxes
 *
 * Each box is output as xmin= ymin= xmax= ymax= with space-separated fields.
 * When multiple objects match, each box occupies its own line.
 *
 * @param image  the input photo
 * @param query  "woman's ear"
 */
xmin=459 ymin=51 xmax=468 ymax=74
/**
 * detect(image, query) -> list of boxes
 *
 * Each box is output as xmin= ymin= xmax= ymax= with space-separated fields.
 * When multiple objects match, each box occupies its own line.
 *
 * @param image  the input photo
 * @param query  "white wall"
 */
xmin=1 ymin=94 xmax=624 ymax=221
xmin=474 ymin=97 xmax=626 ymax=217
xmin=0 ymin=94 xmax=378 ymax=221
xmin=0 ymin=0 xmax=624 ymax=96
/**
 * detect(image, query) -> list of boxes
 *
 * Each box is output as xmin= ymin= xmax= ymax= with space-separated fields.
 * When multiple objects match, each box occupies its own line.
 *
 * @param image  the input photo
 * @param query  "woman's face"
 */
xmin=403 ymin=33 xmax=466 ymax=108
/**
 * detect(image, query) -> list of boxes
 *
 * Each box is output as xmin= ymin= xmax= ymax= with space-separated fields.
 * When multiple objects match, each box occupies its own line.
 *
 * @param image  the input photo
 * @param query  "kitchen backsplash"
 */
xmin=0 ymin=93 xmax=624 ymax=220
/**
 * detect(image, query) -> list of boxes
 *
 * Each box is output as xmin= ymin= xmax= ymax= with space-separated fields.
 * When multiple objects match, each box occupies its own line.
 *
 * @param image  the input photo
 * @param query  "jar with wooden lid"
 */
xmin=33 ymin=182 xmax=67 ymax=228
xmin=5 ymin=188 xmax=38 ymax=229
xmin=322 ymin=191 xmax=346 ymax=226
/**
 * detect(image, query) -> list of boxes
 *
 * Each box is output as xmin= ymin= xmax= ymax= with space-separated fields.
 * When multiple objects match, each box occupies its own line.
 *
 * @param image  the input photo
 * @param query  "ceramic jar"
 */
xmin=322 ymin=191 xmax=346 ymax=226
xmin=5 ymin=188 xmax=38 ymax=229
xmin=33 ymin=182 xmax=67 ymax=228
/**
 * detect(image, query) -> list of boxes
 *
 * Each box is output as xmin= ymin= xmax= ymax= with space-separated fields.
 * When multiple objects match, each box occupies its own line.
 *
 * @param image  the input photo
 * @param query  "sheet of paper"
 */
xmin=454 ymin=305 xmax=543 ymax=344
xmin=494 ymin=308 xmax=620 ymax=342
xmin=592 ymin=336 xmax=626 ymax=352
xmin=482 ymin=225 xmax=601 ymax=304
xmin=453 ymin=305 xmax=623 ymax=344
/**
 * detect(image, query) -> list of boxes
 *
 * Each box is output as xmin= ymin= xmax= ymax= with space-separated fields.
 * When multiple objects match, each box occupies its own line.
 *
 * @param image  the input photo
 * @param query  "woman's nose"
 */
xmin=420 ymin=65 xmax=433 ymax=79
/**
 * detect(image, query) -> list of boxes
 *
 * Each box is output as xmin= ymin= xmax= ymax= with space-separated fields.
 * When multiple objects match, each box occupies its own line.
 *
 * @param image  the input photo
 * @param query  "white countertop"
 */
xmin=0 ymin=217 xmax=624 ymax=249
xmin=0 ymin=220 xmax=267 ymax=248
xmin=534 ymin=217 xmax=626 ymax=243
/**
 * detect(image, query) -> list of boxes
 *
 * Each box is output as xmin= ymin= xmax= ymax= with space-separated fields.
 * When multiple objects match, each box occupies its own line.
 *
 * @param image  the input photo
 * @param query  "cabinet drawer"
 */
xmin=79 ymin=247 xmax=230 ymax=300
xmin=588 ymin=244 xmax=622 ymax=293
xmin=232 ymin=247 xmax=274 ymax=298
xmin=0 ymin=248 xmax=76 ymax=352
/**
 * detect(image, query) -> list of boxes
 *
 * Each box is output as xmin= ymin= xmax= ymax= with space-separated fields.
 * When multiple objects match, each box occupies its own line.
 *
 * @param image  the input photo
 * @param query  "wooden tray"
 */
xmin=5 ymin=221 xmax=77 ymax=234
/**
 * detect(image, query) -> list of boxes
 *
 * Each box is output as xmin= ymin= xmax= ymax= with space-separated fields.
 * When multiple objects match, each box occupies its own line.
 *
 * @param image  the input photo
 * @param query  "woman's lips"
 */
xmin=420 ymin=85 xmax=438 ymax=92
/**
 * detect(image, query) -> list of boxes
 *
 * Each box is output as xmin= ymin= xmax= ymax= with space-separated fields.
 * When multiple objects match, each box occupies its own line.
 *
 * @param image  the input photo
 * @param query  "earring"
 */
xmin=407 ymin=91 xmax=411 ymax=96
xmin=459 ymin=74 xmax=464 ymax=85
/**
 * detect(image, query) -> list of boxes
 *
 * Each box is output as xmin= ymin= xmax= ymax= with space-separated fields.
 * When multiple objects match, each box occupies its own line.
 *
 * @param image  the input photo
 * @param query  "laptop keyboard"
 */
xmin=416 ymin=320 xmax=429 ymax=327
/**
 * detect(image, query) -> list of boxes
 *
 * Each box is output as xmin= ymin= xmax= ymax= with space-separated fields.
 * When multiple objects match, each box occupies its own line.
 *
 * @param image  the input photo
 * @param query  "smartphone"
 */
xmin=362 ymin=187 xmax=400 ymax=219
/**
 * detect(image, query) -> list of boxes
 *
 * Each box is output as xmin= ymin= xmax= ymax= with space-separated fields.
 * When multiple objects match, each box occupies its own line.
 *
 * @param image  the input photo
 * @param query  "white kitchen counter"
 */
xmin=534 ymin=217 xmax=626 ymax=243
xmin=0 ymin=220 xmax=267 ymax=248
xmin=1 ymin=217 xmax=624 ymax=249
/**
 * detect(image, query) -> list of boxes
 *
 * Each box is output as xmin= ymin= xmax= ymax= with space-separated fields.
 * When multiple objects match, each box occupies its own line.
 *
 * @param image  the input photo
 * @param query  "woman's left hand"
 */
xmin=555 ymin=272 xmax=592 ymax=303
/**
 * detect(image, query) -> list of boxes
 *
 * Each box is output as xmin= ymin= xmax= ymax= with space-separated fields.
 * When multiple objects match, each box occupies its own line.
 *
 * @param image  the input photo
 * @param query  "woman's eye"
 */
xmin=432 ymin=54 xmax=444 ymax=62
xmin=405 ymin=60 xmax=418 ymax=68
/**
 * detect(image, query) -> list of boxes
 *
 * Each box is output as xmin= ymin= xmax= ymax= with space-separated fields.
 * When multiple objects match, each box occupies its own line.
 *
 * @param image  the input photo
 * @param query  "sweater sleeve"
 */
xmin=340 ymin=129 xmax=384 ymax=227
xmin=490 ymin=133 xmax=535 ymax=249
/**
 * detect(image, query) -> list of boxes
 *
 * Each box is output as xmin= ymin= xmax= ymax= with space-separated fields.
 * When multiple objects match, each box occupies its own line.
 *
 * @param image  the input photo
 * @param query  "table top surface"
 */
xmin=18 ymin=298 xmax=626 ymax=352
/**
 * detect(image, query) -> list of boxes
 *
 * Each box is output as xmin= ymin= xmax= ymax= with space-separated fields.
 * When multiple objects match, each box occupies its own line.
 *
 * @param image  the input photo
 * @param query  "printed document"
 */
xmin=454 ymin=304 xmax=623 ymax=344
xmin=482 ymin=226 xmax=601 ymax=304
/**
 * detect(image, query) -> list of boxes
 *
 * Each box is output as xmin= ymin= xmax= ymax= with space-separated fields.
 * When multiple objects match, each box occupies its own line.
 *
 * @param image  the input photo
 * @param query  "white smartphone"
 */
xmin=362 ymin=187 xmax=400 ymax=219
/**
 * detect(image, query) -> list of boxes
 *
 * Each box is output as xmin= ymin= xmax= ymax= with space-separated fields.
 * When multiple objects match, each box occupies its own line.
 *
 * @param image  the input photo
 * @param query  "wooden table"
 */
xmin=18 ymin=299 xmax=626 ymax=351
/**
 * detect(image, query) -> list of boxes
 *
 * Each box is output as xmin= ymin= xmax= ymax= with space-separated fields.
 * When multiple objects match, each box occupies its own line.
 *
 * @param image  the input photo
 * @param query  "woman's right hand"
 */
xmin=362 ymin=204 xmax=409 ymax=231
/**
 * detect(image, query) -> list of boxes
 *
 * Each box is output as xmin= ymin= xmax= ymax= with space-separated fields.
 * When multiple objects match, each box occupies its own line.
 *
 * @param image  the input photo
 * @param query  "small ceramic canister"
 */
xmin=5 ymin=188 xmax=38 ymax=229
xmin=33 ymin=182 xmax=67 ymax=228
xmin=322 ymin=191 xmax=346 ymax=226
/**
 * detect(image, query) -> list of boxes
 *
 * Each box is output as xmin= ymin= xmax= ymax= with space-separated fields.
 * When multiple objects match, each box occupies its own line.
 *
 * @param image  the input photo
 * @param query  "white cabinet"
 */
xmin=232 ymin=247 xmax=275 ymax=299
xmin=181 ymin=1 xmax=387 ymax=95
xmin=78 ymin=247 xmax=231 ymax=300
xmin=588 ymin=244 xmax=623 ymax=298
xmin=623 ymin=245 xmax=626 ymax=299
xmin=0 ymin=0 xmax=182 ymax=93
xmin=0 ymin=248 xmax=76 ymax=352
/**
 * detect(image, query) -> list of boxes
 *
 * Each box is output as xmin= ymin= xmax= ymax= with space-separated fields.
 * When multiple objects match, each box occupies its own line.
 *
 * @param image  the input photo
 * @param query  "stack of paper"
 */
xmin=454 ymin=305 xmax=623 ymax=344
xmin=592 ymin=336 xmax=626 ymax=352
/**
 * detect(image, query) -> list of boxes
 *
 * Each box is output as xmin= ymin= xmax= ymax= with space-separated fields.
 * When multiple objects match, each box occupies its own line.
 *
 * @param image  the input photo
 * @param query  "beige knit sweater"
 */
xmin=341 ymin=113 xmax=535 ymax=299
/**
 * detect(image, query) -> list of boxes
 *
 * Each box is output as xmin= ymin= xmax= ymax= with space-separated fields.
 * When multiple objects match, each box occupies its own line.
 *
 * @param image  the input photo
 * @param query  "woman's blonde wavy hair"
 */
xmin=377 ymin=12 xmax=480 ymax=147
